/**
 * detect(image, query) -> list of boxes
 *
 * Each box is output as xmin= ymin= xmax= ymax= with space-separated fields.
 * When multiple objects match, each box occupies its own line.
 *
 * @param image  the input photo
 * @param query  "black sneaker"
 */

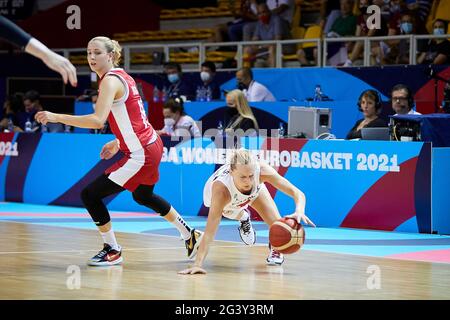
xmin=185 ymin=229 xmax=203 ymax=259
xmin=88 ymin=243 xmax=123 ymax=266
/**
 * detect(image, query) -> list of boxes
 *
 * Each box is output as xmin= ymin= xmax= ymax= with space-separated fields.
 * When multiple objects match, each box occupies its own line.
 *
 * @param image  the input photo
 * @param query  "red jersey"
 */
xmin=101 ymin=68 xmax=156 ymax=154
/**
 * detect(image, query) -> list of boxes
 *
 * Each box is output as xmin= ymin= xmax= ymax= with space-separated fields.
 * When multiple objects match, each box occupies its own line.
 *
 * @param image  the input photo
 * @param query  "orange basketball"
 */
xmin=269 ymin=217 xmax=305 ymax=254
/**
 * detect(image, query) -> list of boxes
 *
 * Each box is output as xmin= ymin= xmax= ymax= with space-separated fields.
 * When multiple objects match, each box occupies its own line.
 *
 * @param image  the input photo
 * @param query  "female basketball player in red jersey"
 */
xmin=179 ymin=149 xmax=315 ymax=275
xmin=35 ymin=36 xmax=202 ymax=266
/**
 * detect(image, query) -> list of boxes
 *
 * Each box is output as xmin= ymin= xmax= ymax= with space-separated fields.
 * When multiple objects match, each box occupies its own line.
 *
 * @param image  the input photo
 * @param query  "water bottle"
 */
xmin=206 ymin=87 xmax=212 ymax=102
xmin=64 ymin=124 xmax=71 ymax=133
xmin=153 ymin=86 xmax=160 ymax=103
xmin=25 ymin=118 xmax=32 ymax=132
xmin=314 ymin=85 xmax=322 ymax=102
xmin=217 ymin=121 xmax=224 ymax=136
xmin=278 ymin=122 xmax=285 ymax=137
xmin=41 ymin=124 xmax=48 ymax=133
xmin=7 ymin=118 xmax=14 ymax=132
xmin=162 ymin=86 xmax=168 ymax=102
xmin=196 ymin=86 xmax=201 ymax=101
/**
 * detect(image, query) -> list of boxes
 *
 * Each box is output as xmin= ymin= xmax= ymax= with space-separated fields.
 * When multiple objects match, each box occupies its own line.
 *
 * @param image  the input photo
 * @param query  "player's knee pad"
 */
xmin=132 ymin=188 xmax=171 ymax=216
xmin=80 ymin=186 xmax=111 ymax=226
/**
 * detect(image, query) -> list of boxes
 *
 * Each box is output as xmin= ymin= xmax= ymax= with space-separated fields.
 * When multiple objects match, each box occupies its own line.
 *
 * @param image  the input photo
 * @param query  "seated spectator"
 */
xmin=163 ymin=62 xmax=195 ymax=101
xmin=417 ymin=19 xmax=450 ymax=65
xmin=157 ymin=97 xmax=201 ymax=138
xmin=0 ymin=93 xmax=23 ymax=132
xmin=327 ymin=0 xmax=357 ymax=38
xmin=196 ymin=61 xmax=221 ymax=101
xmin=321 ymin=0 xmax=343 ymax=35
xmin=391 ymin=84 xmax=421 ymax=115
xmin=235 ymin=67 xmax=276 ymax=102
xmin=209 ymin=0 xmax=257 ymax=43
xmin=344 ymin=0 xmax=388 ymax=67
xmin=224 ymin=89 xmax=259 ymax=135
xmin=382 ymin=10 xmax=418 ymax=65
xmin=326 ymin=0 xmax=358 ymax=66
xmin=346 ymin=89 xmax=387 ymax=139
xmin=17 ymin=90 xmax=44 ymax=132
xmin=244 ymin=1 xmax=294 ymax=68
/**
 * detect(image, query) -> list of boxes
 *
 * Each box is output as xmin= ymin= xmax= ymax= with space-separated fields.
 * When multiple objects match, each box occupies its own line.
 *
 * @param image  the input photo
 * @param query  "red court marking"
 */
xmin=388 ymin=248 xmax=450 ymax=264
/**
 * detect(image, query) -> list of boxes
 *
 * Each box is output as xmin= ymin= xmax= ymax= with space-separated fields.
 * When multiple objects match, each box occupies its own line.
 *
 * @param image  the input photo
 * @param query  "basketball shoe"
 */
xmin=266 ymin=244 xmax=284 ymax=266
xmin=238 ymin=214 xmax=256 ymax=245
xmin=88 ymin=243 xmax=123 ymax=266
xmin=185 ymin=229 xmax=204 ymax=259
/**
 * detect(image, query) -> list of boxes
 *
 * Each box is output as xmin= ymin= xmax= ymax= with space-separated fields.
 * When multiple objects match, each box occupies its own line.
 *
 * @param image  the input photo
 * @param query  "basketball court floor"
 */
xmin=1 ymin=202 xmax=450 ymax=299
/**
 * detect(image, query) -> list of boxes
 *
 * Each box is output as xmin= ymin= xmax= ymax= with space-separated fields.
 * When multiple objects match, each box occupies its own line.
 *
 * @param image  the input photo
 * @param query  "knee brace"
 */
xmin=132 ymin=186 xmax=171 ymax=216
xmin=81 ymin=186 xmax=111 ymax=226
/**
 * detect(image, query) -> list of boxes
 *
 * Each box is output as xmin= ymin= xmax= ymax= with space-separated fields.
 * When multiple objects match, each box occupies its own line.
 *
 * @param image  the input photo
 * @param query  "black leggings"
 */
xmin=81 ymin=174 xmax=171 ymax=226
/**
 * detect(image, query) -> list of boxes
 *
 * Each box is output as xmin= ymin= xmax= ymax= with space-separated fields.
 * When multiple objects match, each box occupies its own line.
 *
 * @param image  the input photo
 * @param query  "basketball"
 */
xmin=269 ymin=217 xmax=305 ymax=254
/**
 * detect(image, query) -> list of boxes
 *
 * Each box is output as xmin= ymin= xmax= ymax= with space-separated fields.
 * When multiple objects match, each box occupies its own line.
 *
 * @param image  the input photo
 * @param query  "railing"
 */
xmin=54 ymin=34 xmax=449 ymax=75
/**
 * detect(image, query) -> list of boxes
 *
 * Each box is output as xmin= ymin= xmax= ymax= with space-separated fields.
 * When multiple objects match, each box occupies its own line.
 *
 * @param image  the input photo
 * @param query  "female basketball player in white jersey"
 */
xmin=35 ymin=36 xmax=202 ymax=266
xmin=179 ymin=149 xmax=315 ymax=275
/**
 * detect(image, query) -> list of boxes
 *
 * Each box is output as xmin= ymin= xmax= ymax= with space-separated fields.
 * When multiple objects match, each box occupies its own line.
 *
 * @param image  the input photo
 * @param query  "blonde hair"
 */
xmin=226 ymin=89 xmax=259 ymax=130
xmin=89 ymin=36 xmax=122 ymax=67
xmin=229 ymin=148 xmax=257 ymax=171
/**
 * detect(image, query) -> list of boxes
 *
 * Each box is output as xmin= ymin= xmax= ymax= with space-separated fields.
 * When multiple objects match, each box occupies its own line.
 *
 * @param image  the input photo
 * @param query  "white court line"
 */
xmin=0 ymin=244 xmax=266 ymax=255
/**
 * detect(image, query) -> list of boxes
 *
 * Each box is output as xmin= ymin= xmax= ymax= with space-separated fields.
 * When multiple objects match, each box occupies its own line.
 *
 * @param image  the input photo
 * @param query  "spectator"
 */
xmin=17 ymin=90 xmax=44 ymax=132
xmin=344 ymin=0 xmax=388 ymax=67
xmin=0 ymin=93 xmax=23 ymax=132
xmin=325 ymin=0 xmax=357 ymax=66
xmin=224 ymin=89 xmax=259 ymax=135
xmin=321 ymin=0 xmax=345 ymax=34
xmin=327 ymin=0 xmax=357 ymax=38
xmin=382 ymin=11 xmax=418 ymax=65
xmin=391 ymin=84 xmax=421 ymax=115
xmin=157 ymin=97 xmax=201 ymax=138
xmin=197 ymin=61 xmax=221 ymax=101
xmin=346 ymin=89 xmax=387 ymax=139
xmin=245 ymin=0 xmax=295 ymax=45
xmin=244 ymin=1 xmax=294 ymax=68
xmin=163 ymin=62 xmax=195 ymax=101
xmin=209 ymin=0 xmax=257 ymax=43
xmin=236 ymin=67 xmax=276 ymax=102
xmin=417 ymin=19 xmax=450 ymax=65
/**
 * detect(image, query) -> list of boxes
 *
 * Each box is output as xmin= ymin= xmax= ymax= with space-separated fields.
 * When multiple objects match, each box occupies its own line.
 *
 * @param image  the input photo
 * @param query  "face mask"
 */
xmin=434 ymin=28 xmax=445 ymax=36
xmin=168 ymin=74 xmax=179 ymax=84
xmin=259 ymin=14 xmax=270 ymax=25
xmin=237 ymin=82 xmax=247 ymax=90
xmin=400 ymin=22 xmax=413 ymax=34
xmin=200 ymin=71 xmax=211 ymax=82
xmin=164 ymin=118 xmax=175 ymax=127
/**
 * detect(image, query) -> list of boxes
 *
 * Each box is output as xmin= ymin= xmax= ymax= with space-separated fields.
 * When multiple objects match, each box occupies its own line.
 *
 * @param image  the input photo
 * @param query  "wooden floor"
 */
xmin=1 ymin=221 xmax=450 ymax=300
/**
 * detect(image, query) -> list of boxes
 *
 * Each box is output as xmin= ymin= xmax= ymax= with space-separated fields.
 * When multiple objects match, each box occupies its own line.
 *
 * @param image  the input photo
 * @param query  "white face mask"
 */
xmin=164 ymin=118 xmax=175 ymax=127
xmin=200 ymin=71 xmax=211 ymax=82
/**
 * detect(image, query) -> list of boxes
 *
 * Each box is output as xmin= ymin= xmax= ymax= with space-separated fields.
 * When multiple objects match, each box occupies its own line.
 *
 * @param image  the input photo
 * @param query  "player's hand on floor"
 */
xmin=178 ymin=266 xmax=207 ymax=275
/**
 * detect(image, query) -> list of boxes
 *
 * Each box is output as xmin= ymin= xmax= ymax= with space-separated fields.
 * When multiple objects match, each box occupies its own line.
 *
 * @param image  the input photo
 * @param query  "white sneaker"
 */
xmin=266 ymin=245 xmax=284 ymax=266
xmin=238 ymin=216 xmax=256 ymax=245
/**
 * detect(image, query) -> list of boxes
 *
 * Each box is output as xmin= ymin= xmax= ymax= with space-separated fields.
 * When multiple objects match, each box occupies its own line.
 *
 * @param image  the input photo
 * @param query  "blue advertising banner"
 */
xmin=0 ymin=133 xmax=433 ymax=233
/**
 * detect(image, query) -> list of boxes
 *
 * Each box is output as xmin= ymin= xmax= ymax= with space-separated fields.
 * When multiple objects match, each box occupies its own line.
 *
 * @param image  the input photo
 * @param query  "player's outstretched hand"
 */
xmin=42 ymin=49 xmax=78 ymax=87
xmin=286 ymin=212 xmax=316 ymax=227
xmin=35 ymin=111 xmax=57 ymax=125
xmin=178 ymin=266 xmax=207 ymax=275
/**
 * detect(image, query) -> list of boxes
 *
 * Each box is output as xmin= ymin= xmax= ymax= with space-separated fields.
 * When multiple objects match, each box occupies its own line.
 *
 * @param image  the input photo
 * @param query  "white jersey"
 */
xmin=203 ymin=163 xmax=266 ymax=219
